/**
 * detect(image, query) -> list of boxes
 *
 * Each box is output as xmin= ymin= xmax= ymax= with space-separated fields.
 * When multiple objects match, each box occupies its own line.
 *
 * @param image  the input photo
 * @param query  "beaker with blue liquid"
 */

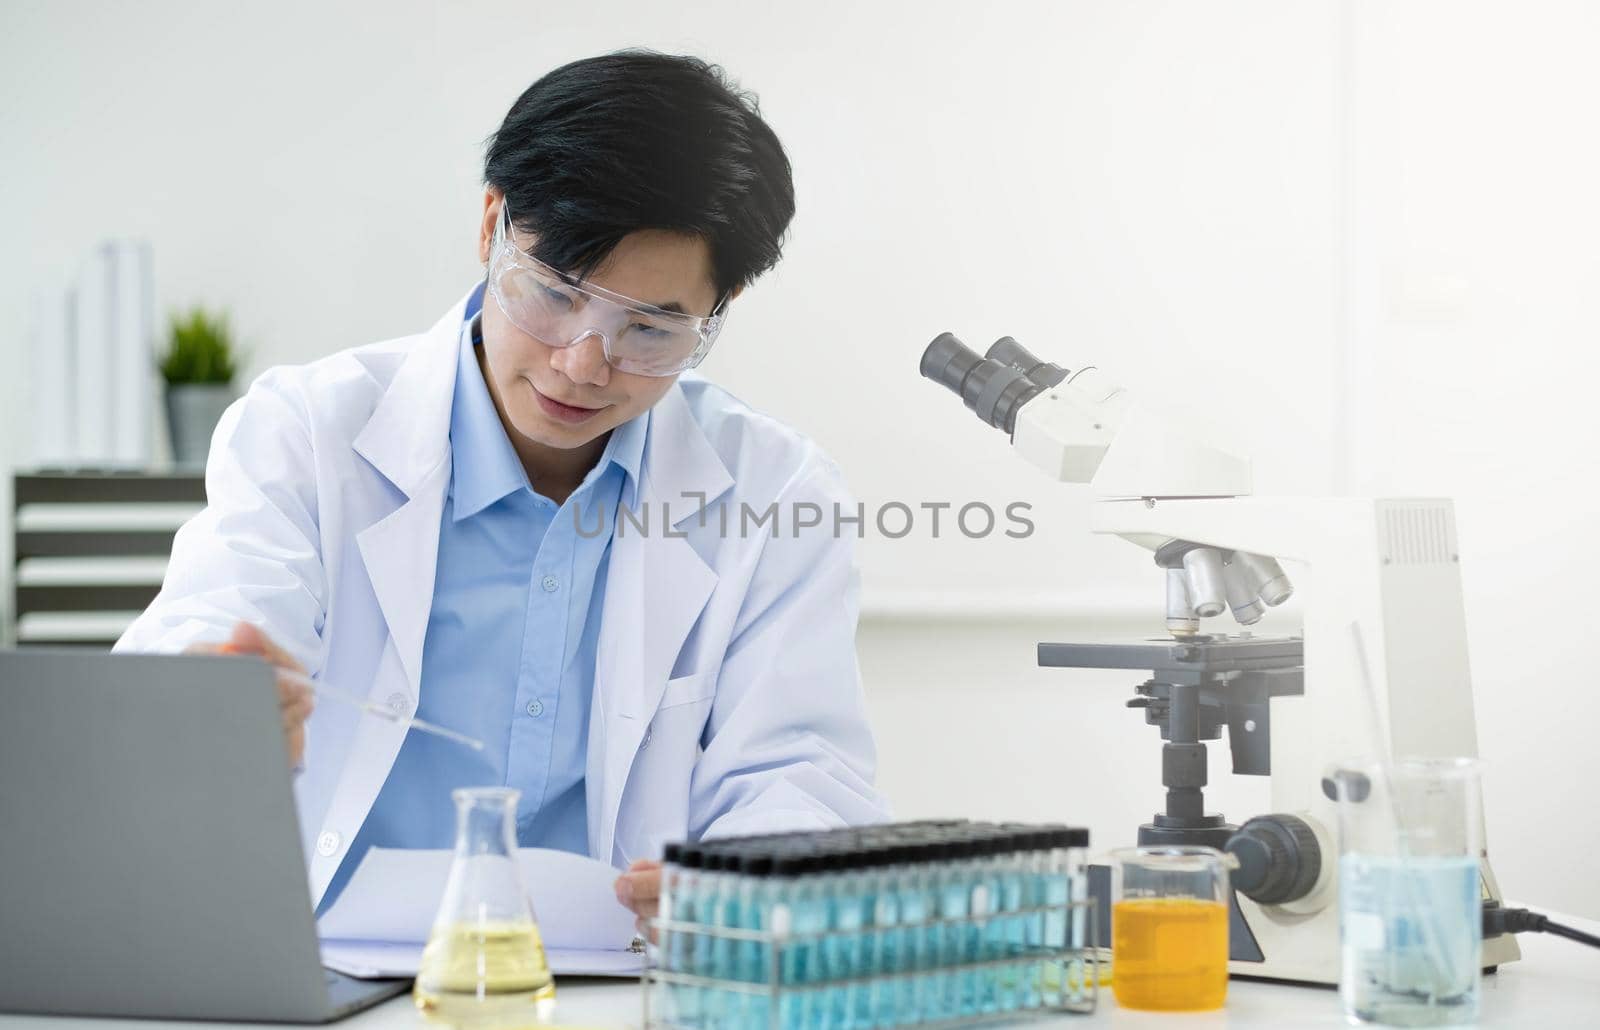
xmin=1331 ymin=757 xmax=1484 ymax=1028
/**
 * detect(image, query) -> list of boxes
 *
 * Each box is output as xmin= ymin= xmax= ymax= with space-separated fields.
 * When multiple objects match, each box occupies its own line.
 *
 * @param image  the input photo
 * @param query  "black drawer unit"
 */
xmin=12 ymin=470 xmax=205 ymax=649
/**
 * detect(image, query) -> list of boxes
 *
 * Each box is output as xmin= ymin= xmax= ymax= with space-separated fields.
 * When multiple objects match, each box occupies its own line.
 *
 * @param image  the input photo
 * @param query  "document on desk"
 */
xmin=317 ymin=846 xmax=643 ymax=979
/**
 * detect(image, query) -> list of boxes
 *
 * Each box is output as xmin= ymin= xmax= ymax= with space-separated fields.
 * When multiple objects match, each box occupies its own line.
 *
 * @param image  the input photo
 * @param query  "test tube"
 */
xmin=741 ymin=853 xmax=776 ymax=1029
xmin=1033 ymin=827 xmax=1060 ymax=1009
xmin=967 ymin=829 xmax=997 ymax=1016
xmin=847 ymin=845 xmax=885 ymax=1029
xmin=715 ymin=850 xmax=747 ymax=1029
xmin=1063 ymin=827 xmax=1091 ymax=982
xmin=695 ymin=847 xmax=721 ymax=1026
xmin=896 ymin=839 xmax=932 ymax=1026
xmin=992 ymin=828 xmax=1028 ymax=1013
xmin=714 ymin=849 xmax=746 ymax=979
xmin=1036 ymin=828 xmax=1068 ymax=1007
xmin=665 ymin=844 xmax=703 ymax=1024
xmin=940 ymin=833 xmax=978 ymax=1021
xmin=1040 ymin=824 xmax=1091 ymax=1007
xmin=802 ymin=850 xmax=837 ymax=1030
xmin=970 ymin=830 xmax=998 ymax=1018
xmin=870 ymin=843 xmax=906 ymax=1028
xmin=656 ymin=842 xmax=682 ymax=1022
xmin=658 ymin=842 xmax=681 ymax=956
xmin=779 ymin=842 xmax=817 ymax=1026
xmin=772 ymin=853 xmax=806 ymax=1030
xmin=826 ymin=845 xmax=864 ymax=1029
xmin=919 ymin=838 xmax=953 ymax=1023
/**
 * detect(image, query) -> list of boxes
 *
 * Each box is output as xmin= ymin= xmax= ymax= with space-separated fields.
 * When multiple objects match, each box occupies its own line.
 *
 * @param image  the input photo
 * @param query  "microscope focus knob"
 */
xmin=1225 ymin=814 xmax=1321 ymax=906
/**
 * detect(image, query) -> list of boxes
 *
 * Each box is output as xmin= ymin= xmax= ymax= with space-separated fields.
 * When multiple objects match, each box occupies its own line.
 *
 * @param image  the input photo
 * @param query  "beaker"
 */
xmin=414 ymin=787 xmax=555 ymax=1028
xmin=1108 ymin=845 xmax=1229 ymax=1012
xmin=1331 ymin=757 xmax=1483 ymax=1027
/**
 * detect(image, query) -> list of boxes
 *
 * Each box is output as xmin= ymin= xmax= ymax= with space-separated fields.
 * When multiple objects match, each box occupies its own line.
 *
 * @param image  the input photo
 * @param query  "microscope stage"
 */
xmin=1037 ymin=635 xmax=1304 ymax=674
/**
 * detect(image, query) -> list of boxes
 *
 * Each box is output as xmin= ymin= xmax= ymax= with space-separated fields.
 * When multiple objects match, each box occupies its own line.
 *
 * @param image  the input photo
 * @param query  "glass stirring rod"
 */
xmin=280 ymin=669 xmax=485 ymax=751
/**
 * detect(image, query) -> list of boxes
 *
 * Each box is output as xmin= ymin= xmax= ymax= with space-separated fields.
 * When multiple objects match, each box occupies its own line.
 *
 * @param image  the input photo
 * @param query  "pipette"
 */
xmin=281 ymin=670 xmax=485 ymax=752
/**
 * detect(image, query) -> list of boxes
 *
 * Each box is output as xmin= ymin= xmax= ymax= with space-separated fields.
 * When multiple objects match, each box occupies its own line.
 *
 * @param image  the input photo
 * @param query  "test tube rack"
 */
xmin=642 ymin=896 xmax=1098 ymax=1028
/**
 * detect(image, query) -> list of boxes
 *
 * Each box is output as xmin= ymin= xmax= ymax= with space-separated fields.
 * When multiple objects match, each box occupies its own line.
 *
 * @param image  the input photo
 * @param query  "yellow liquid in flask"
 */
xmin=414 ymin=921 xmax=556 ymax=1028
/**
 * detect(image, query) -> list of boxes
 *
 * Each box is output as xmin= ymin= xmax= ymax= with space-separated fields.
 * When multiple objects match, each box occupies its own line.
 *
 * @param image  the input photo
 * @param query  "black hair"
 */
xmin=484 ymin=50 xmax=796 ymax=300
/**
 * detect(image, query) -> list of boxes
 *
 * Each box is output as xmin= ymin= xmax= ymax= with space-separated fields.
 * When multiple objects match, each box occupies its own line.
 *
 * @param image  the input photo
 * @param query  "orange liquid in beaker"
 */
xmin=1111 ymin=897 xmax=1229 ymax=1011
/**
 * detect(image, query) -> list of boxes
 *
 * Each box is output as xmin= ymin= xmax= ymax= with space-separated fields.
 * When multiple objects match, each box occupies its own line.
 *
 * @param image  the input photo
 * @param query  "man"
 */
xmin=115 ymin=51 xmax=888 ymax=928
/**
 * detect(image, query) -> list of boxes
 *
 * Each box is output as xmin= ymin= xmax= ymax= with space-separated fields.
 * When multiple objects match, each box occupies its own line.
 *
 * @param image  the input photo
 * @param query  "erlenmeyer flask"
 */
xmin=414 ymin=787 xmax=556 ymax=1027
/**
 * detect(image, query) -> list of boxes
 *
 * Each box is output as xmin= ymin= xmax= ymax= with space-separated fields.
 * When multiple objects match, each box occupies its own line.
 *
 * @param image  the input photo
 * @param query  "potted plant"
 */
xmin=159 ymin=307 xmax=241 ymax=467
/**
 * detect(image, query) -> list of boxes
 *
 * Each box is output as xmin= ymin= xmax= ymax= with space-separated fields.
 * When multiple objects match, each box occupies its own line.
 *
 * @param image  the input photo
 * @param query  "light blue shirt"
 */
xmin=322 ymin=295 xmax=645 ymax=909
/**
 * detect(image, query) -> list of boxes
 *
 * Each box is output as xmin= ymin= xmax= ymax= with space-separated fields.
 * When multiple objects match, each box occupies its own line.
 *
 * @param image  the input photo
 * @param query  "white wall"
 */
xmin=2 ymin=1 xmax=1595 ymax=918
xmin=0 ymin=0 xmax=1342 ymax=612
xmin=1342 ymin=0 xmax=1600 ymax=918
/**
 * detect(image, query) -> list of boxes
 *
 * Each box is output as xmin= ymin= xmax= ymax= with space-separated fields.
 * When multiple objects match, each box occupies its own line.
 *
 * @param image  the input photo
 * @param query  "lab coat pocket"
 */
xmin=657 ymin=670 xmax=717 ymax=710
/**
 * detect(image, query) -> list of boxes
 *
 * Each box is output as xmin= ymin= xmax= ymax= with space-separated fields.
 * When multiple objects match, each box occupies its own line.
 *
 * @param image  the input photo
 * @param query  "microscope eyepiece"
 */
xmin=919 ymin=332 xmax=981 ymax=392
xmin=985 ymin=336 xmax=1068 ymax=389
xmin=920 ymin=332 xmax=1047 ymax=435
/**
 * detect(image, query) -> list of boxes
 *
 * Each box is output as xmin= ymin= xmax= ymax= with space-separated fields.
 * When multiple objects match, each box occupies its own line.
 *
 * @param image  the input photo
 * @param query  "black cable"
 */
xmin=1545 ymin=921 xmax=1600 ymax=950
xmin=1483 ymin=905 xmax=1600 ymax=951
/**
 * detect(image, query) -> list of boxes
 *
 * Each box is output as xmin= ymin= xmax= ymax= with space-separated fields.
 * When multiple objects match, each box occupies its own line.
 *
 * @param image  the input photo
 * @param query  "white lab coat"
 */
xmin=115 ymin=288 xmax=889 ymax=907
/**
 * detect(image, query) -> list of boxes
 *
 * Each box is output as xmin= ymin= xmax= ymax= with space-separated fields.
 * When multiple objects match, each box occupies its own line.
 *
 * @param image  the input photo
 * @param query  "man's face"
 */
xmin=474 ymin=190 xmax=725 ymax=452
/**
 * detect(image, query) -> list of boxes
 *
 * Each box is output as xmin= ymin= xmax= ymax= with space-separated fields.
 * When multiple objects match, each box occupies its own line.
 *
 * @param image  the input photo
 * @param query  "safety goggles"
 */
xmin=487 ymin=201 xmax=728 ymax=377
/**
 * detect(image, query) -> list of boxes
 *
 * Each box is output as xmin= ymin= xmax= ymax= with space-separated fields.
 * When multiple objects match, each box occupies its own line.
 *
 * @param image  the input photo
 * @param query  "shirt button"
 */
xmin=316 ymin=830 xmax=341 ymax=857
xmin=541 ymin=575 xmax=560 ymax=593
xmin=527 ymin=699 xmax=545 ymax=718
xmin=386 ymin=692 xmax=409 ymax=716
xmin=641 ymin=726 xmax=654 ymax=749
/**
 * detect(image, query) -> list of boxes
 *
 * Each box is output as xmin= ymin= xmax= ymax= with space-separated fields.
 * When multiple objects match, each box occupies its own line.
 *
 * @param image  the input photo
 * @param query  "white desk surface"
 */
xmin=2 ymin=909 xmax=1595 ymax=1029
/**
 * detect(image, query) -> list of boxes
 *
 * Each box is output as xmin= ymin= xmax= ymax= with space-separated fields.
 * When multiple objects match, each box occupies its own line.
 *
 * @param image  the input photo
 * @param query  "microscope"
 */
xmin=920 ymin=333 xmax=1520 ymax=985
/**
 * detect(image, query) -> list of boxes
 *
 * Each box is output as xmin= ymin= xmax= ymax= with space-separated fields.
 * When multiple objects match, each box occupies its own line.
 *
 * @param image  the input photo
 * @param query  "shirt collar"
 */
xmin=450 ymin=316 xmax=531 ymax=521
xmin=604 ymin=403 xmax=647 ymax=495
xmin=449 ymin=313 xmax=649 ymax=522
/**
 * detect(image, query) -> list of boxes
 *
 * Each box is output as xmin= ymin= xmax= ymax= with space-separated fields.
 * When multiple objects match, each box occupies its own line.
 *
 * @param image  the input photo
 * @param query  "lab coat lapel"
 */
xmin=307 ymin=293 xmax=465 ymax=906
xmin=593 ymin=383 xmax=732 ymax=862
xmin=351 ymin=299 xmax=462 ymax=693
xmin=354 ymin=462 xmax=449 ymax=692
xmin=310 ymin=455 xmax=448 ymax=906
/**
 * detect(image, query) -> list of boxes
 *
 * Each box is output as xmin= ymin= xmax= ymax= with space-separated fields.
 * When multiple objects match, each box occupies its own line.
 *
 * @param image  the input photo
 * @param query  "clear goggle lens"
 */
xmin=488 ymin=205 xmax=725 ymax=377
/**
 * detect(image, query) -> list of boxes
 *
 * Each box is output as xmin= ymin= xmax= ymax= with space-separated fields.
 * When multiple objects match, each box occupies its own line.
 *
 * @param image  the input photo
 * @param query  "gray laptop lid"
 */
xmin=0 ymin=650 xmax=337 ymax=1021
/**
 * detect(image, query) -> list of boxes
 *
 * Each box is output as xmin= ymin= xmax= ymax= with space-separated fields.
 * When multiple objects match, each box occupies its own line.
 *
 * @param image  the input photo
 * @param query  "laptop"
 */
xmin=0 ymin=649 xmax=410 ymax=1022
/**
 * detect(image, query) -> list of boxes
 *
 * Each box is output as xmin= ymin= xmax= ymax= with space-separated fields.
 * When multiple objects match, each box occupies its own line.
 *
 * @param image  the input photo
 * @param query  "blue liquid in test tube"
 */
xmin=870 ymin=845 xmax=905 ymax=1028
xmin=895 ymin=842 xmax=930 ymax=1027
xmin=741 ymin=854 xmax=778 ymax=1030
xmin=992 ymin=830 xmax=1027 ymax=1013
xmin=919 ymin=839 xmax=954 ymax=1023
xmin=698 ymin=851 xmax=729 ymax=1027
xmin=941 ymin=836 xmax=978 ymax=1021
xmin=842 ymin=848 xmax=880 ymax=1030
xmin=653 ymin=819 xmax=1090 ymax=1030
xmin=666 ymin=845 xmax=704 ymax=1025
xmin=1038 ymin=827 xmax=1075 ymax=1008
xmin=974 ymin=835 xmax=1005 ymax=1015
xmin=713 ymin=851 xmax=746 ymax=1029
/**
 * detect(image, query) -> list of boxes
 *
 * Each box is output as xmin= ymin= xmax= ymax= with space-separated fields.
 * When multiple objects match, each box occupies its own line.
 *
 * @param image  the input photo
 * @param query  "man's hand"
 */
xmin=187 ymin=622 xmax=313 ymax=767
xmin=614 ymin=859 xmax=663 ymax=940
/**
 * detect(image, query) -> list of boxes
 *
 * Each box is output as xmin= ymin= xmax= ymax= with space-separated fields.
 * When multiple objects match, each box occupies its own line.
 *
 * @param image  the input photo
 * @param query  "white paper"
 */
xmin=318 ymin=846 xmax=641 ymax=979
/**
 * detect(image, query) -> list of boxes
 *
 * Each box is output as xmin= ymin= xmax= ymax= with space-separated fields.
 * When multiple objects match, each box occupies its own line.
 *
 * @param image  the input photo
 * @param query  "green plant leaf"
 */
xmin=159 ymin=306 xmax=241 ymax=385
